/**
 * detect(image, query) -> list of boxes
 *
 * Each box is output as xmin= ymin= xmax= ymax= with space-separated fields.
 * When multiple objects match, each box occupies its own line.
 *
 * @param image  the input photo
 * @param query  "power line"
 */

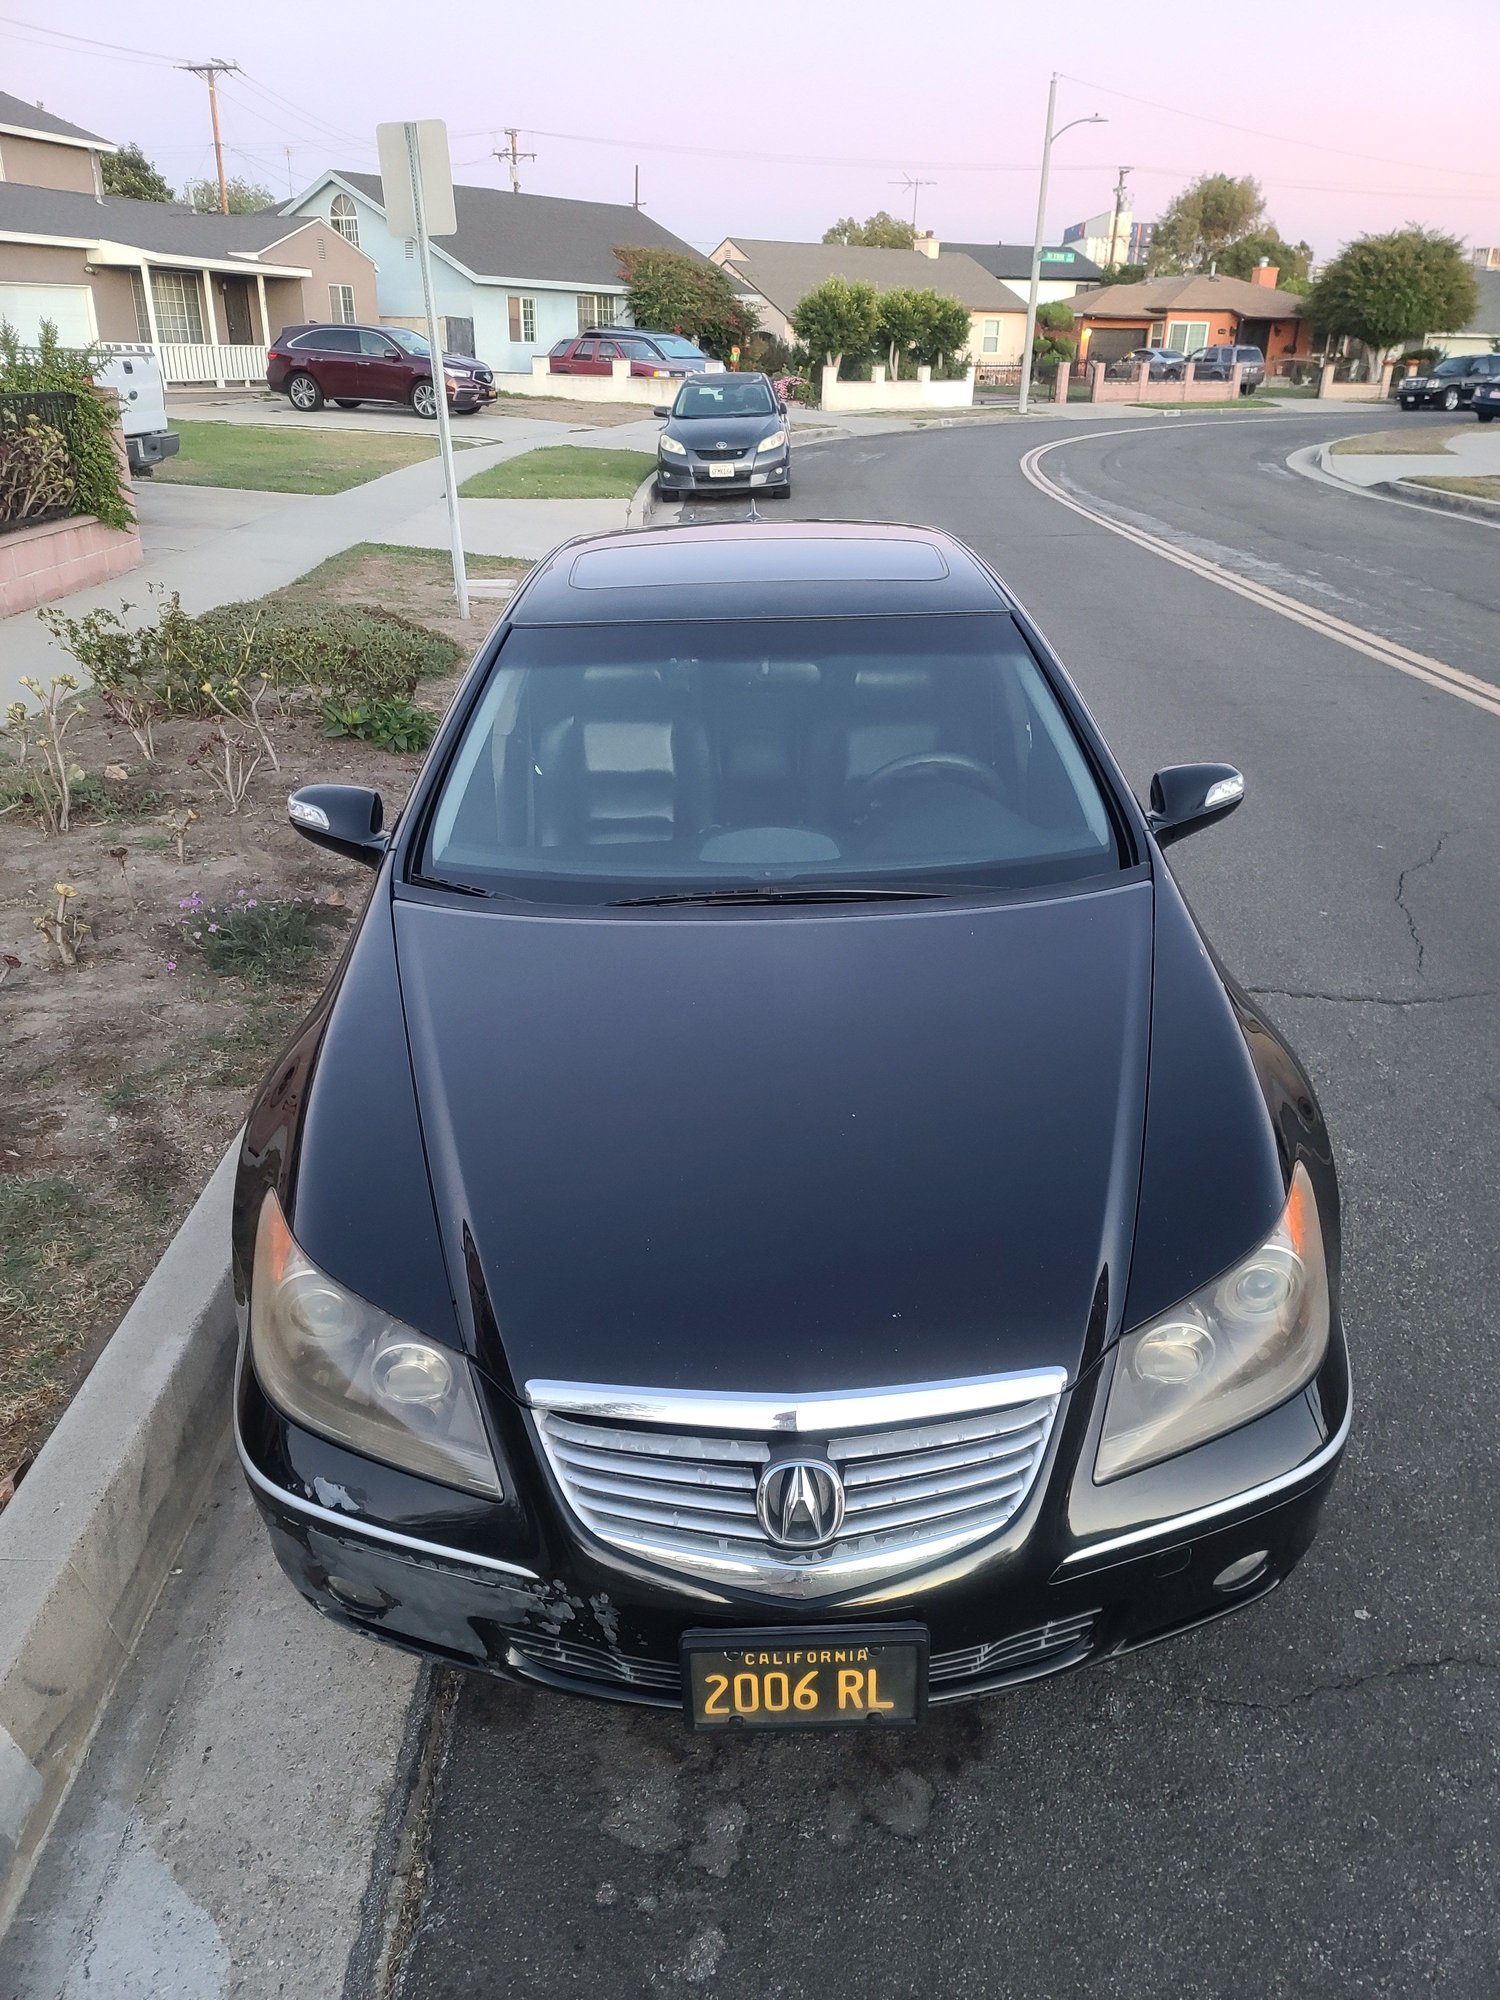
xmin=0 ymin=14 xmax=184 ymax=62
xmin=494 ymin=128 xmax=536 ymax=194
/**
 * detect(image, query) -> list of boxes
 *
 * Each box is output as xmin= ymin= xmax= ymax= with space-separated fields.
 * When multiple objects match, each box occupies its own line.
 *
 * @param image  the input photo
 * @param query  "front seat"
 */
xmin=535 ymin=666 xmax=710 ymax=849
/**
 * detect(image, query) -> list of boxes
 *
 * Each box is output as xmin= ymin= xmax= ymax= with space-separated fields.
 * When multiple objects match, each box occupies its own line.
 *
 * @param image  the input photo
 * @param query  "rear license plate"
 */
xmin=707 ymin=462 xmax=736 ymax=478
xmin=683 ymin=1625 xmax=927 ymax=1732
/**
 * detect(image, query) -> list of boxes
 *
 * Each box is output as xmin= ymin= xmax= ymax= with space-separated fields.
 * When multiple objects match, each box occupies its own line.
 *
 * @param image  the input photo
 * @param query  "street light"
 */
xmin=1017 ymin=76 xmax=1105 ymax=416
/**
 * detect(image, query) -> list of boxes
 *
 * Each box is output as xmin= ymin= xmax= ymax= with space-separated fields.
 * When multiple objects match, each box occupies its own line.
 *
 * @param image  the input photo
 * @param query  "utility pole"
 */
xmin=632 ymin=163 xmax=642 ymax=210
xmin=890 ymin=174 xmax=937 ymax=232
xmin=1108 ymin=165 xmax=1132 ymax=271
xmin=494 ymin=127 xmax=536 ymax=194
xmin=179 ymin=60 xmax=240 ymax=213
xmin=284 ymin=145 xmax=294 ymax=200
xmin=1017 ymin=77 xmax=1105 ymax=416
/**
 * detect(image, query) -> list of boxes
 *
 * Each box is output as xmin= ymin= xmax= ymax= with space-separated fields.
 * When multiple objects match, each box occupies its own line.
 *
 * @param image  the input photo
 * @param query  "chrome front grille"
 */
xmin=929 ymin=1609 xmax=1097 ymax=1685
xmin=532 ymin=1374 xmax=1064 ymax=1597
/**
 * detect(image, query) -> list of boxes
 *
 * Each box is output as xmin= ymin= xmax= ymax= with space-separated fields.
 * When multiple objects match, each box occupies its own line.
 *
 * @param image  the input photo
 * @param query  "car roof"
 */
xmin=509 ymin=521 xmax=1008 ymax=627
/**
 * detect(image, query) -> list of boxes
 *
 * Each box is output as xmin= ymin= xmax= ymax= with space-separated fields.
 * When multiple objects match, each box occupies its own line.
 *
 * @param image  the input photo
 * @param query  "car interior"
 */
xmin=425 ymin=619 xmax=1116 ymax=894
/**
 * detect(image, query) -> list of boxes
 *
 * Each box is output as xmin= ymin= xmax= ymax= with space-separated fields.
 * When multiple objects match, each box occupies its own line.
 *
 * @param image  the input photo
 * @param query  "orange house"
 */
xmin=1072 ymin=267 xmax=1312 ymax=368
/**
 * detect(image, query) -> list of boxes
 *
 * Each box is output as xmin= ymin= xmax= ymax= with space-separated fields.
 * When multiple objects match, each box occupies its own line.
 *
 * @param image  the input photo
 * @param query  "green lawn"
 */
xmin=1407 ymin=475 xmax=1500 ymax=503
xmin=1329 ymin=425 xmax=1466 ymax=457
xmin=156 ymin=421 xmax=457 ymax=494
xmin=458 ymin=446 xmax=657 ymax=501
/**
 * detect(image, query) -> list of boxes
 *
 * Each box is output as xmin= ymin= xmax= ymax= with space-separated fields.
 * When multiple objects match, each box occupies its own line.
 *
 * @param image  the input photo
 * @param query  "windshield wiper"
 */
xmin=608 ymin=884 xmax=960 ymax=908
xmin=408 ymin=872 xmax=493 ymax=898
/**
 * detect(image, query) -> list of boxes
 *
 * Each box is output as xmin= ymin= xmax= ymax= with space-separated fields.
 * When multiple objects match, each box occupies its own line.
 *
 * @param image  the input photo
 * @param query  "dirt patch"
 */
xmin=1328 ymin=425 xmax=1469 ymax=456
xmin=0 ymin=543 xmax=529 ymax=1494
xmin=490 ymin=395 xmax=652 ymax=429
xmin=1405 ymin=474 xmax=1500 ymax=504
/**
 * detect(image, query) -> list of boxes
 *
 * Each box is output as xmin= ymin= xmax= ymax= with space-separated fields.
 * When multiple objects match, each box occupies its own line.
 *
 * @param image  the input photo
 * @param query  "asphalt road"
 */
xmin=394 ymin=411 xmax=1499 ymax=2000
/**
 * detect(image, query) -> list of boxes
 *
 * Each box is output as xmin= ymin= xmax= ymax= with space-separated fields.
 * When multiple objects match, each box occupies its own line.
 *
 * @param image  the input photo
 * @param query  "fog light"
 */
xmin=325 ymin=1574 xmax=391 ymax=1612
xmin=1213 ymin=1550 xmax=1269 ymax=1592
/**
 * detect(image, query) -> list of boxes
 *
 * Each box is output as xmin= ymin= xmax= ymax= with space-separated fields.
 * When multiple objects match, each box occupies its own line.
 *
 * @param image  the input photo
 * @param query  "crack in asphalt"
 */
xmin=1247 ymin=985 xmax=1493 ymax=1009
xmin=1194 ymin=1654 xmax=1500 ymax=1712
xmin=1394 ymin=830 xmax=1452 ymax=976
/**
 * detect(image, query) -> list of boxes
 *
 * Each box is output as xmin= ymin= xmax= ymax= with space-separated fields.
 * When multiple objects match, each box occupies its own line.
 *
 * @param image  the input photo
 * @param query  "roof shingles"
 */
xmin=718 ymin=239 xmax=1023 ymax=313
xmin=0 ymin=182 xmax=314 ymax=259
xmin=0 ymin=90 xmax=111 ymax=148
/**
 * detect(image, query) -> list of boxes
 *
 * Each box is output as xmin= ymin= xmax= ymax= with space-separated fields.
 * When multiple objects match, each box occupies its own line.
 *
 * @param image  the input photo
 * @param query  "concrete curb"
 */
xmin=625 ymin=471 xmax=660 ymax=530
xmin=1387 ymin=477 xmax=1500 ymax=526
xmin=0 ymin=1138 xmax=238 ymax=1931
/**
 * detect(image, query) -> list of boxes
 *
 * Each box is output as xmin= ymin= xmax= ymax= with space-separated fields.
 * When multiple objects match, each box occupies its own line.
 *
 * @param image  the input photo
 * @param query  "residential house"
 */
xmin=710 ymin=235 xmax=1029 ymax=365
xmin=946 ymin=239 xmax=1104 ymax=304
xmin=284 ymin=173 xmax=705 ymax=370
xmin=0 ymin=93 xmax=377 ymax=381
xmin=1412 ymin=267 xmax=1500 ymax=358
xmin=1069 ymin=267 xmax=1312 ymax=367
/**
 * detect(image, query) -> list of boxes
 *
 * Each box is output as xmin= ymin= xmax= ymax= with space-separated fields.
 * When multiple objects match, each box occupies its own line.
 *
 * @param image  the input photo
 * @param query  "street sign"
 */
xmin=1039 ymin=250 xmax=1073 ymax=264
xmin=376 ymin=120 xmax=457 ymax=239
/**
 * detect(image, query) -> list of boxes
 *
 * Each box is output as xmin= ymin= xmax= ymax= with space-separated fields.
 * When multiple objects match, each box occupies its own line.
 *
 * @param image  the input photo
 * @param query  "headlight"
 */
xmin=1095 ymin=1163 xmax=1330 ymax=1481
xmin=659 ymin=433 xmax=687 ymax=456
xmin=756 ymin=429 xmax=788 ymax=452
xmin=249 ymin=1190 xmax=502 ymax=1498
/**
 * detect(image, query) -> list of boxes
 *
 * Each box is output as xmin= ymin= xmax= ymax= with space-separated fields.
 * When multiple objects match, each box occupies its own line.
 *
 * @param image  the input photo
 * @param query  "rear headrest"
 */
xmin=853 ymin=667 xmax=933 ymax=702
xmin=579 ymin=665 xmax=669 ymax=715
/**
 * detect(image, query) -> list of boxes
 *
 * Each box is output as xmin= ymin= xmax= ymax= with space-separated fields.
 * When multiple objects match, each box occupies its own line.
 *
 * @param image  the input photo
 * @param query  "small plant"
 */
xmin=321 ymin=695 xmax=437 ymax=754
xmin=5 ymin=676 xmax=85 ymax=833
xmin=191 ymin=723 xmax=262 ymax=815
xmin=33 ymin=882 xmax=88 ymax=966
xmin=0 ymin=416 xmax=75 ymax=527
xmin=162 ymin=805 xmax=198 ymax=864
xmin=182 ymin=893 xmax=319 ymax=985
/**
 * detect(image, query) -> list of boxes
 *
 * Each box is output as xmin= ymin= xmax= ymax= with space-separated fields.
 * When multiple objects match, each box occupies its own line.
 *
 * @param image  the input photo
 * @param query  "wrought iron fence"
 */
xmin=0 ymin=389 xmax=83 ymax=534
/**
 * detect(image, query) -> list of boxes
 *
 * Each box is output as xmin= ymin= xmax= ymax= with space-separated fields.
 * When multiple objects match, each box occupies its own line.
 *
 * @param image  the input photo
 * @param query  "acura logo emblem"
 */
xmin=756 ymin=1458 xmax=845 ymax=1549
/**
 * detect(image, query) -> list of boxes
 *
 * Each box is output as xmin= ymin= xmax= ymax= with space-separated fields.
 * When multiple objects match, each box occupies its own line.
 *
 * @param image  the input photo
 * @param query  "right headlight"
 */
xmin=249 ymin=1190 xmax=502 ymax=1499
xmin=1096 ymin=1163 xmax=1330 ymax=1482
xmin=659 ymin=433 xmax=687 ymax=456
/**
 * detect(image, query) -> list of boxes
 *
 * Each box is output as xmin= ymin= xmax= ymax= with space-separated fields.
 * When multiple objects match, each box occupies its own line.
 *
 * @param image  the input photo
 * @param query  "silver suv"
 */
xmin=1185 ymin=345 xmax=1265 ymax=394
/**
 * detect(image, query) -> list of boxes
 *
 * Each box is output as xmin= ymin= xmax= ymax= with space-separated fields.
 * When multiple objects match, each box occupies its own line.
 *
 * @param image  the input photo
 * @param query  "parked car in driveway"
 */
xmin=1111 ymin=346 xmax=1187 ymax=381
xmin=236 ymin=518 xmax=1350 ymax=1730
xmin=1185 ymin=345 xmax=1265 ymax=393
xmin=549 ymin=330 xmax=714 ymax=379
xmin=1472 ymin=378 xmax=1500 ymax=423
xmin=654 ymin=370 xmax=790 ymax=497
xmin=266 ymin=323 xmax=496 ymax=417
xmin=1398 ymin=353 xmax=1500 ymax=412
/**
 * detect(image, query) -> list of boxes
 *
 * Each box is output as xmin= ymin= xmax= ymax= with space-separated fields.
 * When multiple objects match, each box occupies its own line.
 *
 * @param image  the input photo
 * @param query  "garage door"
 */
xmin=0 ymin=282 xmax=98 ymax=347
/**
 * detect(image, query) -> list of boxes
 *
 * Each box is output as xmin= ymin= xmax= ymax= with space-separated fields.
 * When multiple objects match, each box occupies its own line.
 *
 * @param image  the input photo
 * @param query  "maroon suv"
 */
xmin=266 ymin=323 xmax=496 ymax=417
xmin=549 ymin=329 xmax=713 ymax=378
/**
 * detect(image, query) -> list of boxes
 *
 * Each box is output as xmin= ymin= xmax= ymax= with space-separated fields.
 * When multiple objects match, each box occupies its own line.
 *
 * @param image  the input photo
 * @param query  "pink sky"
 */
xmin=5 ymin=3 xmax=1497 ymax=261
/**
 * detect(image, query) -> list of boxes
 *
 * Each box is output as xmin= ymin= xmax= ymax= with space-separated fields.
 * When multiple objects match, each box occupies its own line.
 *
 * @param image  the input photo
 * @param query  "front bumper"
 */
xmin=237 ymin=1335 xmax=1349 ymax=1713
xmin=657 ymin=450 xmax=789 ymax=494
xmin=449 ymin=379 xmax=496 ymax=410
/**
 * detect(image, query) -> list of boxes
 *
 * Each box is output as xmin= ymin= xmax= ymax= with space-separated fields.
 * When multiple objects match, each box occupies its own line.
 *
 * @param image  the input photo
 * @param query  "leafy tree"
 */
xmin=876 ymin=288 xmax=928 ymax=377
xmin=1032 ymin=300 xmax=1077 ymax=371
xmin=823 ymin=211 xmax=916 ymax=249
xmin=1099 ymin=261 xmax=1147 ymax=285
xmin=1149 ymin=175 xmax=1265 ymax=273
xmin=1218 ymin=229 xmax=1313 ymax=292
xmin=790 ymin=277 xmax=880 ymax=374
xmin=613 ymin=246 xmax=754 ymax=361
xmin=911 ymin=291 xmax=973 ymax=371
xmin=102 ymin=142 xmax=171 ymax=203
xmin=181 ymin=175 xmax=275 ymax=215
xmin=1305 ymin=227 xmax=1479 ymax=378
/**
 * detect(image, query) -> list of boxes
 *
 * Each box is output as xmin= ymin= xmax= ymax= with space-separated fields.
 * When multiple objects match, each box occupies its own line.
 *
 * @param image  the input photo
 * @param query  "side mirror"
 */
xmin=287 ymin=784 xmax=387 ymax=866
xmin=1146 ymin=763 xmax=1244 ymax=849
xmin=652 ymin=405 xmax=672 ymax=418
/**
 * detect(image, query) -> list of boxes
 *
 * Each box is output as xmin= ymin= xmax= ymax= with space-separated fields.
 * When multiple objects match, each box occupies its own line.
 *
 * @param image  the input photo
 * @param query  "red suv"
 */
xmin=266 ymin=323 xmax=496 ymax=417
xmin=549 ymin=329 xmax=713 ymax=379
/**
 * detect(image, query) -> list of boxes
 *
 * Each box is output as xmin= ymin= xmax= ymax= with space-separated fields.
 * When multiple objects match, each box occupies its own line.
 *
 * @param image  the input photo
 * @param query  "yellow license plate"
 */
xmin=683 ymin=1626 xmax=926 ymax=1731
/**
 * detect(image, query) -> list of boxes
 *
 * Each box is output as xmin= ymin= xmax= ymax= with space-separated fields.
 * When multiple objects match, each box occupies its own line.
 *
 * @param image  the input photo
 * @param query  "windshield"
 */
xmin=420 ymin=615 xmax=1120 ymax=903
xmin=653 ymin=336 xmax=708 ymax=359
xmin=387 ymin=328 xmax=430 ymax=358
xmin=675 ymin=378 xmax=776 ymax=419
xmin=1432 ymin=358 xmax=1465 ymax=376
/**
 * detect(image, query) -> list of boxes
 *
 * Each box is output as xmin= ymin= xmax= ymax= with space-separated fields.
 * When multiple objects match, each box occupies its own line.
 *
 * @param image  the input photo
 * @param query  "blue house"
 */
xmin=283 ymin=172 xmax=705 ymax=369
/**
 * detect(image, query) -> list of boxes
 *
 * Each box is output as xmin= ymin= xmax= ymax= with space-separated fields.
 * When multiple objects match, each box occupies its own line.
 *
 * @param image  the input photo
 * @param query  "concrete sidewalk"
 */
xmin=1314 ymin=421 xmax=1500 ymax=490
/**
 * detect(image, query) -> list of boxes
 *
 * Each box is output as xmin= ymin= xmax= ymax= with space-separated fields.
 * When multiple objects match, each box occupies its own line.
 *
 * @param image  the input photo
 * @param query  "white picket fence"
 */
xmin=102 ymin=340 xmax=267 ymax=387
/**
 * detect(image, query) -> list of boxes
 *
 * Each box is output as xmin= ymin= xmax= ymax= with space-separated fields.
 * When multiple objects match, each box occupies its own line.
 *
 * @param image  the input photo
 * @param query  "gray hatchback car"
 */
xmin=654 ymin=372 xmax=791 ymax=498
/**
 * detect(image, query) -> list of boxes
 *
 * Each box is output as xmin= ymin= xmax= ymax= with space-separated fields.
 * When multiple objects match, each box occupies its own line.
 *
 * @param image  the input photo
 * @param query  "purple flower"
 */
xmin=165 ymin=959 xmax=177 ymax=971
xmin=208 ymin=923 xmax=219 ymax=933
xmin=246 ymin=899 xmax=258 ymax=909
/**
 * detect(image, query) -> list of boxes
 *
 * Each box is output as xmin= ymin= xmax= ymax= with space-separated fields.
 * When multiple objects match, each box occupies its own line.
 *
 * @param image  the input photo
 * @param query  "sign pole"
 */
xmin=404 ymin=121 xmax=468 ymax=619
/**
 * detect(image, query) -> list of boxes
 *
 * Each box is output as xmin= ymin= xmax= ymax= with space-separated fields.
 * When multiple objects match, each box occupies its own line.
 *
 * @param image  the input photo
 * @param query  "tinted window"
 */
xmin=674 ymin=377 xmax=776 ymax=418
xmin=359 ymin=329 xmax=398 ymax=357
xmin=652 ymin=336 xmax=709 ymax=359
xmin=387 ymin=327 xmax=431 ymax=358
xmin=422 ymin=614 xmax=1120 ymax=903
xmin=1432 ymin=358 xmax=1466 ymax=376
xmin=306 ymin=328 xmax=359 ymax=353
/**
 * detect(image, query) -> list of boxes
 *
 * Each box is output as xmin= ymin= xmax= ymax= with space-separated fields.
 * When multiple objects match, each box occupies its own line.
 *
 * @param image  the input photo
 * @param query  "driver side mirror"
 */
xmin=653 ymin=405 xmax=672 ymax=418
xmin=287 ymin=784 xmax=388 ymax=866
xmin=1146 ymin=763 xmax=1244 ymax=848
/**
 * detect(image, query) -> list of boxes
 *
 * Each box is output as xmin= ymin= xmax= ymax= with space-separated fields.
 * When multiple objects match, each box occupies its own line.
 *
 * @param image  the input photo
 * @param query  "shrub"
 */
xmin=0 ymin=418 xmax=75 ymax=527
xmin=322 ymin=696 xmax=437 ymax=754
xmin=178 ymin=892 xmax=322 ymax=985
xmin=0 ymin=322 xmax=131 ymax=530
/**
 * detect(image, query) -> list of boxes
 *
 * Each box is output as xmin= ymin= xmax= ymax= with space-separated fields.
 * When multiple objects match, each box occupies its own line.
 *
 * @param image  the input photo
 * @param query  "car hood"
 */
xmin=442 ymin=353 xmax=489 ymax=372
xmin=668 ymin=412 xmax=780 ymax=448
xmin=393 ymin=884 xmax=1152 ymax=1400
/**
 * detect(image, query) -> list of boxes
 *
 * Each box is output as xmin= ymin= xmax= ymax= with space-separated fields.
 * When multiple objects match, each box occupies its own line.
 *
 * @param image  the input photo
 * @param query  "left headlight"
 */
xmin=659 ymin=433 xmax=687 ymax=456
xmin=249 ymin=1190 xmax=503 ymax=1498
xmin=756 ymin=429 xmax=788 ymax=453
xmin=1095 ymin=1163 xmax=1330 ymax=1482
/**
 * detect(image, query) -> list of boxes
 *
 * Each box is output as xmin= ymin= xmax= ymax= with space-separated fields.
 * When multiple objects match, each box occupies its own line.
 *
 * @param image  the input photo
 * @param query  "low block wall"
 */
xmin=0 ymin=510 xmax=143 ymax=618
xmin=1089 ymin=362 xmax=1245 ymax=404
xmin=1315 ymin=361 xmax=1396 ymax=401
xmin=820 ymin=364 xmax=975 ymax=413
xmin=491 ymin=355 xmax=727 ymax=406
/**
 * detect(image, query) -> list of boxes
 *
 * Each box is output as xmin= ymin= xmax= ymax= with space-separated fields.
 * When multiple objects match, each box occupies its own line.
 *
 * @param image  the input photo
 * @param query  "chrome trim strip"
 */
xmin=525 ymin=1368 xmax=1070 ymax=1435
xmin=234 ymin=1419 xmax=542 ymax=1582
xmin=1061 ymin=1395 xmax=1352 ymax=1569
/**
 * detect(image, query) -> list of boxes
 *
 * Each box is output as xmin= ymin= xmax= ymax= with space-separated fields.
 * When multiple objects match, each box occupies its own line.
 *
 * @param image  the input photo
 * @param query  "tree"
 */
xmin=1218 ymin=229 xmax=1313 ymax=292
xmin=911 ymin=292 xmax=973 ymax=372
xmin=1033 ymin=299 xmax=1077 ymax=370
xmin=823 ymin=211 xmax=916 ymax=249
xmin=876 ymin=288 xmax=928 ymax=378
xmin=181 ymin=176 xmax=275 ymax=215
xmin=1099 ymin=261 xmax=1147 ymax=285
xmin=613 ymin=246 xmax=754 ymax=361
xmin=1305 ymin=227 xmax=1479 ymax=379
xmin=790 ymin=277 xmax=880 ymax=373
xmin=1149 ymin=175 xmax=1265 ymax=273
xmin=102 ymin=142 xmax=171 ymax=203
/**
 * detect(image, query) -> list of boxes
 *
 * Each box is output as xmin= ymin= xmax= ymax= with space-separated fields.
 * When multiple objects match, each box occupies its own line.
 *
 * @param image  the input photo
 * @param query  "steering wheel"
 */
xmin=856 ymin=751 xmax=1005 ymax=811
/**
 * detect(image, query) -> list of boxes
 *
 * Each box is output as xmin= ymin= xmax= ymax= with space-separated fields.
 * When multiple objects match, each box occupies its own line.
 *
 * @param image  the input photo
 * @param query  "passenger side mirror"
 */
xmin=287 ymin=784 xmax=388 ymax=866
xmin=1146 ymin=763 xmax=1244 ymax=848
xmin=653 ymin=405 xmax=672 ymax=418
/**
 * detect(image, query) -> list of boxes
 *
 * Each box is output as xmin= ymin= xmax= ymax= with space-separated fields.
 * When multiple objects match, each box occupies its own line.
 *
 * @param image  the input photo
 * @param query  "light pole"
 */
xmin=1017 ymin=76 xmax=1105 ymax=415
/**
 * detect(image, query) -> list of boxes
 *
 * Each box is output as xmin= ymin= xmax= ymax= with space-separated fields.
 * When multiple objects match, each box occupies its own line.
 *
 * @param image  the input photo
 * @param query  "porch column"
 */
xmin=139 ymin=262 xmax=163 ymax=349
xmin=254 ymin=269 xmax=270 ymax=349
xmin=199 ymin=269 xmax=226 ymax=386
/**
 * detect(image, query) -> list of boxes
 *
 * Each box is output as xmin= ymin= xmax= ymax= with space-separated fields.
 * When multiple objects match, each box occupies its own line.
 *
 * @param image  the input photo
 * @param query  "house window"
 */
xmin=577 ymin=293 xmax=622 ymax=332
xmin=1148 ymin=321 xmax=1166 ymax=346
xmin=981 ymin=319 xmax=1001 ymax=354
xmin=149 ymin=269 xmax=205 ymax=344
xmin=330 ymin=193 xmax=360 ymax=249
xmin=329 ymin=284 xmax=356 ymax=324
xmin=509 ymin=295 xmax=537 ymax=343
xmin=1165 ymin=320 xmax=1209 ymax=353
xmin=130 ymin=269 xmax=152 ymax=342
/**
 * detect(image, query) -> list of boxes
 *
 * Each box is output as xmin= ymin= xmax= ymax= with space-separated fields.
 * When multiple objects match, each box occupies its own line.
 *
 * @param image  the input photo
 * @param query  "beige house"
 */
xmin=0 ymin=89 xmax=377 ymax=383
xmin=711 ymin=234 xmax=1029 ymax=365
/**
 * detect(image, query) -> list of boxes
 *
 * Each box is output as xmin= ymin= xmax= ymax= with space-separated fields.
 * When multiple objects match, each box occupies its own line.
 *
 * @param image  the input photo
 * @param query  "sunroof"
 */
xmin=569 ymin=537 xmax=949 ymax=590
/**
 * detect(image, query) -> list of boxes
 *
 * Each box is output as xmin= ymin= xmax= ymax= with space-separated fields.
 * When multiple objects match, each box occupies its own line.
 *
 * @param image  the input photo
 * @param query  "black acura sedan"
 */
xmin=235 ymin=521 xmax=1349 ymax=1729
xmin=653 ymin=371 xmax=791 ymax=499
